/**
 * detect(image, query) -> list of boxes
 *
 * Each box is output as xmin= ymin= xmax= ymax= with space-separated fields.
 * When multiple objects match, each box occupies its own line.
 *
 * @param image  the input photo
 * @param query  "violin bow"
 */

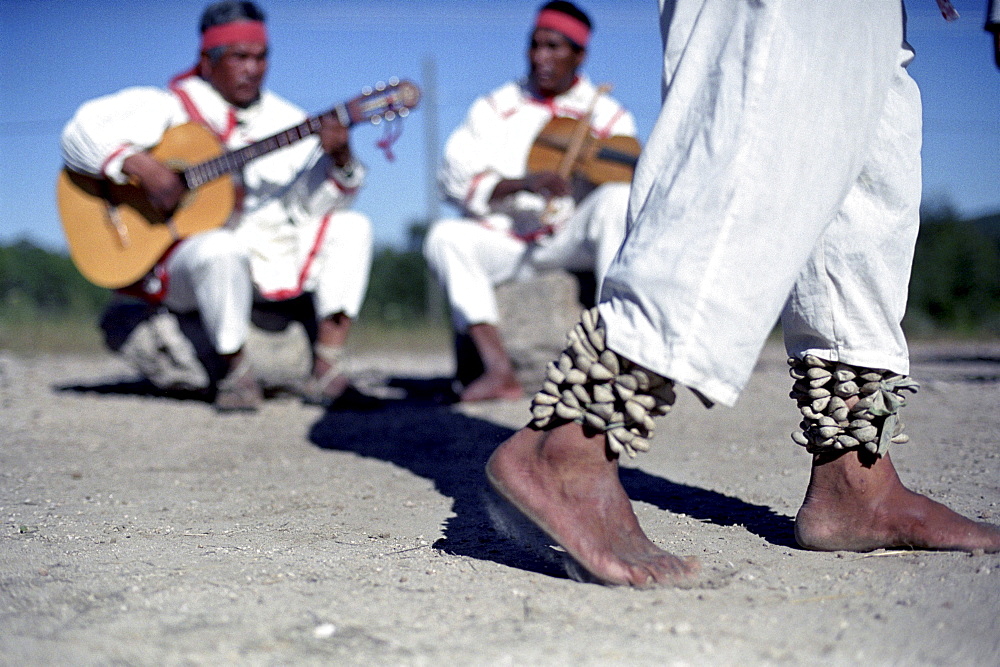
xmin=540 ymin=83 xmax=614 ymax=229
xmin=556 ymin=83 xmax=613 ymax=180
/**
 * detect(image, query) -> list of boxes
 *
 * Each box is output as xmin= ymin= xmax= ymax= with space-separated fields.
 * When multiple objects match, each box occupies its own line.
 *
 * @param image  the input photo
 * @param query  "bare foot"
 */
xmin=460 ymin=370 xmax=523 ymax=402
xmin=795 ymin=450 xmax=1000 ymax=553
xmin=486 ymin=422 xmax=700 ymax=586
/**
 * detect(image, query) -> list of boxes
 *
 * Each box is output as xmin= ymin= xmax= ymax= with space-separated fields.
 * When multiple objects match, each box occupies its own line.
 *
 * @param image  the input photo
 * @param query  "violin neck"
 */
xmin=595 ymin=146 xmax=638 ymax=169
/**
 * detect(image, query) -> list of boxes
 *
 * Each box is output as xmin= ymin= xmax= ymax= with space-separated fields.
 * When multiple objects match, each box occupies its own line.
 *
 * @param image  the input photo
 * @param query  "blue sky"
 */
xmin=2 ymin=0 xmax=998 ymax=252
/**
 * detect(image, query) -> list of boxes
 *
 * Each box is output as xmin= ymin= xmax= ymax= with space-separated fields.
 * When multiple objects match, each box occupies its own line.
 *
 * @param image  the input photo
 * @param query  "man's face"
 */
xmin=201 ymin=42 xmax=268 ymax=108
xmin=528 ymin=27 xmax=584 ymax=97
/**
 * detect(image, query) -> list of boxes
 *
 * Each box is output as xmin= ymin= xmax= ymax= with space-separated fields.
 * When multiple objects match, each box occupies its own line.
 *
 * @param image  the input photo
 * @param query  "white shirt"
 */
xmin=438 ymin=74 xmax=636 ymax=238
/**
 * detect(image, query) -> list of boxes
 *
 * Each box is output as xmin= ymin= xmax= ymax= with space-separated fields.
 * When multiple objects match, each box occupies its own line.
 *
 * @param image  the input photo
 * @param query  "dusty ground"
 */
xmin=1 ymin=340 xmax=998 ymax=666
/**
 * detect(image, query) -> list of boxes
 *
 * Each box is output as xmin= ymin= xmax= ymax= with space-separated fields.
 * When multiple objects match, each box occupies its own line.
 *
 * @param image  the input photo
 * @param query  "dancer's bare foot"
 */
xmin=460 ymin=370 xmax=524 ymax=402
xmin=795 ymin=449 xmax=1000 ymax=553
xmin=486 ymin=422 xmax=699 ymax=586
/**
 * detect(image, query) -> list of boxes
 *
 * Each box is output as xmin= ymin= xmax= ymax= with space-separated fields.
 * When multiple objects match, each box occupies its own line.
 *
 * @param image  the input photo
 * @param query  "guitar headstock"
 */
xmin=346 ymin=78 xmax=422 ymax=126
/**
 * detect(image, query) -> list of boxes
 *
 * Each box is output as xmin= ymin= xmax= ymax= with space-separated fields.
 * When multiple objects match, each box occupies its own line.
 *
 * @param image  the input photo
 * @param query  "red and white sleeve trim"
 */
xmin=101 ymin=142 xmax=143 ymax=184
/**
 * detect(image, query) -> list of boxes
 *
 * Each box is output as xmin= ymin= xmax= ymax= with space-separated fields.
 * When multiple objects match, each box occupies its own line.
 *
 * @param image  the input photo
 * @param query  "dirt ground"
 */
xmin=1 ymin=340 xmax=998 ymax=666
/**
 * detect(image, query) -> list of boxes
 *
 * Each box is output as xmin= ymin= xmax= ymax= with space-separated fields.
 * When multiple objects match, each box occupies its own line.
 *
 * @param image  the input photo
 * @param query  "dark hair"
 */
xmin=538 ymin=1 xmax=591 ymax=52
xmin=200 ymin=1 xmax=266 ymax=33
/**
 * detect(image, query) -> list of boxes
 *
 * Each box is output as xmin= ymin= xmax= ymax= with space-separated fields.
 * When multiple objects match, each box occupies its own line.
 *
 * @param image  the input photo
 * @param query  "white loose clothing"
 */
xmin=599 ymin=0 xmax=921 ymax=407
xmin=425 ymin=76 xmax=636 ymax=331
xmin=61 ymin=76 xmax=372 ymax=354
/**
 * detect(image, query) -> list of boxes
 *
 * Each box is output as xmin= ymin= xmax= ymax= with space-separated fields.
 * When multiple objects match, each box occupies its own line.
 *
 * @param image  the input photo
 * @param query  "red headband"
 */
xmin=200 ymin=20 xmax=268 ymax=51
xmin=535 ymin=9 xmax=590 ymax=48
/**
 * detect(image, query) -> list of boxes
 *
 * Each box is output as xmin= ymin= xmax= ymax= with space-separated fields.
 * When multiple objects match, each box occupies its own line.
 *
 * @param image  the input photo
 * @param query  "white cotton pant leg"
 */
xmin=599 ymin=0 xmax=920 ymax=407
xmin=530 ymin=182 xmax=631 ymax=296
xmin=424 ymin=182 xmax=630 ymax=332
xmin=423 ymin=219 xmax=526 ymax=331
xmin=304 ymin=210 xmax=373 ymax=319
xmin=163 ymin=228 xmax=253 ymax=356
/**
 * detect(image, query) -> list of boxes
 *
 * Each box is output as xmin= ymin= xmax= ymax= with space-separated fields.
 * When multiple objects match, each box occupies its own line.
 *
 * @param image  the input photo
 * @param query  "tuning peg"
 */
xmin=375 ymin=81 xmax=386 ymax=91
xmin=384 ymin=111 xmax=396 ymax=121
xmin=362 ymin=86 xmax=373 ymax=96
xmin=370 ymin=116 xmax=382 ymax=125
xmin=389 ymin=76 xmax=399 ymax=86
xmin=398 ymin=108 xmax=409 ymax=118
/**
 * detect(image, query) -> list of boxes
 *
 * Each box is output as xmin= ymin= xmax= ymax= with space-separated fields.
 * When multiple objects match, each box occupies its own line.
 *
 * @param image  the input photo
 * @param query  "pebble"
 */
xmin=313 ymin=623 xmax=336 ymax=639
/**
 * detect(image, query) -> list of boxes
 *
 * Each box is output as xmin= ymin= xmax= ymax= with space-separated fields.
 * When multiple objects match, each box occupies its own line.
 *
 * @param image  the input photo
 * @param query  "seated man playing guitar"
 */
xmin=60 ymin=0 xmax=373 ymax=412
xmin=423 ymin=1 xmax=638 ymax=402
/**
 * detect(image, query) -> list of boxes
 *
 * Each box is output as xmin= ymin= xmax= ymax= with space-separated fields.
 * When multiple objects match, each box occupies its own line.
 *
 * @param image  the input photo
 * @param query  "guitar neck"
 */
xmin=182 ymin=105 xmax=349 ymax=190
xmin=178 ymin=79 xmax=419 ymax=190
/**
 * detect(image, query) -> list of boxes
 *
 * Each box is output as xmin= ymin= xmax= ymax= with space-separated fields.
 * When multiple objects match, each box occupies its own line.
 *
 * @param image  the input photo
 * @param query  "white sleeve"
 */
xmin=612 ymin=110 xmax=638 ymax=139
xmin=594 ymin=98 xmax=638 ymax=140
xmin=60 ymin=87 xmax=183 ymax=184
xmin=437 ymin=97 xmax=505 ymax=218
xmin=290 ymin=144 xmax=368 ymax=220
xmin=249 ymin=93 xmax=366 ymax=223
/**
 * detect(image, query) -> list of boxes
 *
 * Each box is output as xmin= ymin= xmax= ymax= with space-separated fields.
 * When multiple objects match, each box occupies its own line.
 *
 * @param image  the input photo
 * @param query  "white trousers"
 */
xmin=164 ymin=211 xmax=373 ymax=355
xmin=305 ymin=210 xmax=374 ymax=321
xmin=599 ymin=0 xmax=921 ymax=407
xmin=425 ymin=182 xmax=630 ymax=331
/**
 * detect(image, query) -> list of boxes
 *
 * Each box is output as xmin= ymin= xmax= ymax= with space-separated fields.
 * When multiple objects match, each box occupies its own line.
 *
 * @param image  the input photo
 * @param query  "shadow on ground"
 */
xmin=309 ymin=377 xmax=798 ymax=581
xmin=910 ymin=351 xmax=1000 ymax=384
xmin=55 ymin=377 xmax=213 ymax=403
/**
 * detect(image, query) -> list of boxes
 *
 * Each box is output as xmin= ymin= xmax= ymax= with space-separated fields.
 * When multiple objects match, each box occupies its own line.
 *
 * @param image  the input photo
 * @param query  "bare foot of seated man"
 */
xmin=460 ymin=369 xmax=525 ymax=402
xmin=459 ymin=323 xmax=524 ymax=402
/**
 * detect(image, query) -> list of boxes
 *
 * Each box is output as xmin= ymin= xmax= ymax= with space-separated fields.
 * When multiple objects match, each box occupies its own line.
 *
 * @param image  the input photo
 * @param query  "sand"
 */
xmin=1 ymin=341 xmax=998 ymax=665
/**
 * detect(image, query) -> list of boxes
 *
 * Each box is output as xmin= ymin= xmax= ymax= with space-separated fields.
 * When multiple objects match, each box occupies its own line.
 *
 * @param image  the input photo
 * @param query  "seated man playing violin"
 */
xmin=60 ymin=0 xmax=373 ymax=412
xmin=424 ymin=0 xmax=638 ymax=402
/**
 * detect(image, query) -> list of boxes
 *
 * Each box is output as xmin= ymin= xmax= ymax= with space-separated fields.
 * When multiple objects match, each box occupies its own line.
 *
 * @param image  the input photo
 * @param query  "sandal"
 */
xmin=301 ymin=343 xmax=349 ymax=406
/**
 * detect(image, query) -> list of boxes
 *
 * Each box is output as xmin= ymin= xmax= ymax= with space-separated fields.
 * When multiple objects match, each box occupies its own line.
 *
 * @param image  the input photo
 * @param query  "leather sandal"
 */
xmin=214 ymin=356 xmax=262 ymax=413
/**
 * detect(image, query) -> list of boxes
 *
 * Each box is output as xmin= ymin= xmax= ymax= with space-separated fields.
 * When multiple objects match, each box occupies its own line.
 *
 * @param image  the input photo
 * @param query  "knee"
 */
xmin=590 ymin=182 xmax=630 ymax=233
xmin=594 ymin=182 xmax=631 ymax=210
xmin=184 ymin=229 xmax=249 ymax=270
xmin=332 ymin=210 xmax=373 ymax=247
xmin=422 ymin=220 xmax=460 ymax=270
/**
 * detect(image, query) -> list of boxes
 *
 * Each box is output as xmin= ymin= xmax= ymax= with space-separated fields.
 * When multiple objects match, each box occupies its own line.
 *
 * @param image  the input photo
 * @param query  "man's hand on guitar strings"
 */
xmin=319 ymin=116 xmax=353 ymax=168
xmin=122 ymin=152 xmax=186 ymax=216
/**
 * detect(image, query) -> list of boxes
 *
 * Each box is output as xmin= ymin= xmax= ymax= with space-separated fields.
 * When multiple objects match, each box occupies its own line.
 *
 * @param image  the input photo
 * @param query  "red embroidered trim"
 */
xmin=169 ymin=76 xmax=238 ymax=142
xmin=101 ymin=143 xmax=133 ymax=178
xmin=258 ymin=211 xmax=333 ymax=301
xmin=465 ymin=172 xmax=489 ymax=208
xmin=596 ymin=107 xmax=625 ymax=139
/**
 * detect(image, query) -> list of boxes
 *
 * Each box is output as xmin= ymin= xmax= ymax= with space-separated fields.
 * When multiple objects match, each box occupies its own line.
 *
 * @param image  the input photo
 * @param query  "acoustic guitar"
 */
xmin=58 ymin=78 xmax=420 ymax=289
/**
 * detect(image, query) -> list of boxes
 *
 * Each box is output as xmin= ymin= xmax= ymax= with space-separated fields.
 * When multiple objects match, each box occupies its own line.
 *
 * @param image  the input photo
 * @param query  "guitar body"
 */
xmin=57 ymin=122 xmax=234 ymax=289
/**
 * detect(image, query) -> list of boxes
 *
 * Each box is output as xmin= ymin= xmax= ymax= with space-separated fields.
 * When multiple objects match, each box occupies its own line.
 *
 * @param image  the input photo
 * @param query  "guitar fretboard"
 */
xmin=182 ymin=106 xmax=346 ymax=190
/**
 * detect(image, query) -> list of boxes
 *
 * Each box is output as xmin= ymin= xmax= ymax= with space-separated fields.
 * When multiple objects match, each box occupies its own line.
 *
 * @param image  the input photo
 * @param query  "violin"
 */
xmin=527 ymin=116 xmax=641 ymax=187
